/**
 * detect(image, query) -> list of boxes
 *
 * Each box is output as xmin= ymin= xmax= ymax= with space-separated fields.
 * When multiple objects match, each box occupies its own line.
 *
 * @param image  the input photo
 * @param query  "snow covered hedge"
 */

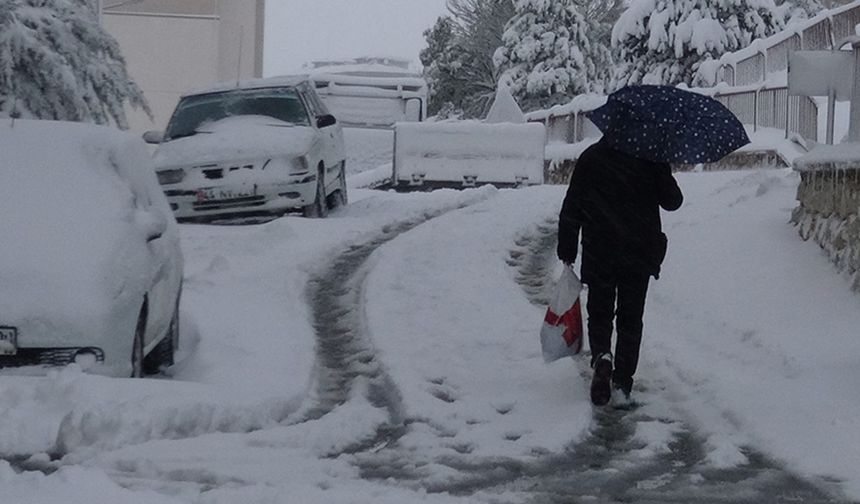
xmin=793 ymin=149 xmax=860 ymax=292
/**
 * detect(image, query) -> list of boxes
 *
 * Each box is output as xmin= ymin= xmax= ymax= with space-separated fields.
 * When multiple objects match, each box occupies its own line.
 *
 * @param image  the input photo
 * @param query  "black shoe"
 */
xmin=590 ymin=354 xmax=613 ymax=406
xmin=612 ymin=376 xmax=633 ymax=399
xmin=610 ymin=377 xmax=634 ymax=409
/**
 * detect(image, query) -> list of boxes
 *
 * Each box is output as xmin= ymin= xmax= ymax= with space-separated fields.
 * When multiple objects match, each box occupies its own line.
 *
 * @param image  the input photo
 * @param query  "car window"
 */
xmin=298 ymin=89 xmax=319 ymax=118
xmin=164 ymin=88 xmax=310 ymax=141
xmin=305 ymin=88 xmax=330 ymax=116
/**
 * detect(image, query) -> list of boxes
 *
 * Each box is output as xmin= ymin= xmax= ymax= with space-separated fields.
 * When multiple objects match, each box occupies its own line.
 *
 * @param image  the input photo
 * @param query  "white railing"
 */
xmin=708 ymin=1 xmax=860 ymax=87
xmin=526 ymin=86 xmax=819 ymax=145
xmin=524 ymin=2 xmax=860 ymax=148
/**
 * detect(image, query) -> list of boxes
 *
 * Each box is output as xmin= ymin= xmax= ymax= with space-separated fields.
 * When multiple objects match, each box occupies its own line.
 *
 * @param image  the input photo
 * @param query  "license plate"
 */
xmin=0 ymin=327 xmax=17 ymax=356
xmin=196 ymin=187 xmax=256 ymax=202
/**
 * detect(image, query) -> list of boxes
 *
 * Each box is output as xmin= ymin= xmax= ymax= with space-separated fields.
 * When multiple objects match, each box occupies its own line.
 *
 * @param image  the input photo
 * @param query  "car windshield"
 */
xmin=164 ymin=87 xmax=310 ymax=140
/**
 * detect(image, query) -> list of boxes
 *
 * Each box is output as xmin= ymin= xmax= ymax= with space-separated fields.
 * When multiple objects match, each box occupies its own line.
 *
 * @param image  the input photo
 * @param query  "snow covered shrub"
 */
xmin=494 ymin=0 xmax=612 ymax=111
xmin=0 ymin=0 xmax=148 ymax=128
xmin=610 ymin=0 xmax=785 ymax=89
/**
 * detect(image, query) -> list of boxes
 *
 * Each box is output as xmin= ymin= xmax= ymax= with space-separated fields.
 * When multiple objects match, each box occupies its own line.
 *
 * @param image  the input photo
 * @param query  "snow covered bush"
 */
xmin=611 ymin=0 xmax=785 ymax=89
xmin=494 ymin=0 xmax=612 ymax=111
xmin=0 ymin=0 xmax=148 ymax=128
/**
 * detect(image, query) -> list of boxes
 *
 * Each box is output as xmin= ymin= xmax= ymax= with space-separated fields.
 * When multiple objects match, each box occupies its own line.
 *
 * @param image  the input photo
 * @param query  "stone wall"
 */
xmin=791 ymin=165 xmax=860 ymax=292
xmin=544 ymin=149 xmax=788 ymax=186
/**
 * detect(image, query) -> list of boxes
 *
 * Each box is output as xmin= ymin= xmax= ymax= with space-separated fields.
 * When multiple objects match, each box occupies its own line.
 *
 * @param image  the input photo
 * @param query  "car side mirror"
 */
xmin=316 ymin=115 xmax=337 ymax=128
xmin=143 ymin=130 xmax=164 ymax=144
xmin=135 ymin=208 xmax=168 ymax=242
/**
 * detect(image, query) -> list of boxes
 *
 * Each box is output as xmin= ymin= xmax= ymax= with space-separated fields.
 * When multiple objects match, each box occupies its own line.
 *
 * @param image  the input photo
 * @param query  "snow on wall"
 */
xmin=393 ymin=121 xmax=546 ymax=186
xmin=524 ymin=94 xmax=606 ymax=122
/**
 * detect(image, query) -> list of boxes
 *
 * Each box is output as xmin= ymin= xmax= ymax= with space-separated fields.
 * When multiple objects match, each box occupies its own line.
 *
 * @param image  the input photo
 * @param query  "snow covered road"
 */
xmin=1 ymin=165 xmax=859 ymax=503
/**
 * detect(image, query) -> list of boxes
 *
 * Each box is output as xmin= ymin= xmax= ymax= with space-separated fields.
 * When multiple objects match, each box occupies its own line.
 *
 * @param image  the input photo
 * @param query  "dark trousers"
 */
xmin=585 ymin=268 xmax=650 ymax=391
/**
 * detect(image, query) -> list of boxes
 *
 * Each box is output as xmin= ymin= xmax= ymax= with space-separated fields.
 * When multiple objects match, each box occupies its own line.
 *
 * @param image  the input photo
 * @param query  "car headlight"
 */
xmin=263 ymin=156 xmax=309 ymax=175
xmin=156 ymin=168 xmax=186 ymax=185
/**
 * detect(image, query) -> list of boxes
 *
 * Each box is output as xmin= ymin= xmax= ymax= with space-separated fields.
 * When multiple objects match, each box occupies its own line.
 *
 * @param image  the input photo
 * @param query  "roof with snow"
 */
xmin=183 ymin=75 xmax=312 ymax=97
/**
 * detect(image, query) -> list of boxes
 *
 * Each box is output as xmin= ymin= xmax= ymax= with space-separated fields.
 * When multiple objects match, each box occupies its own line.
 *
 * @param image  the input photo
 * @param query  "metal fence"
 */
xmin=531 ymin=86 xmax=818 ymax=146
xmin=528 ymin=3 xmax=860 ymax=149
xmin=717 ymin=87 xmax=818 ymax=142
xmin=765 ymin=34 xmax=801 ymax=74
xmin=717 ymin=3 xmax=860 ymax=87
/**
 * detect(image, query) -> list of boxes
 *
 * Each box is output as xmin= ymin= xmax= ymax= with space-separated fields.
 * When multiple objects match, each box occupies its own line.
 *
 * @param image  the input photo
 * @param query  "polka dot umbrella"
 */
xmin=585 ymin=85 xmax=750 ymax=164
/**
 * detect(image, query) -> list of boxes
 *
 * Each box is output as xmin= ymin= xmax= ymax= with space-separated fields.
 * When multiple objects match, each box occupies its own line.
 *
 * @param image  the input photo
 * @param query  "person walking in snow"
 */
xmin=557 ymin=138 xmax=683 ymax=406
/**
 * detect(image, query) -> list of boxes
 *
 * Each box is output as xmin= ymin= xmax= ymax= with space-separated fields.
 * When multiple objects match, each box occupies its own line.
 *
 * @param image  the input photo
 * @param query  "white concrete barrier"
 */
xmin=393 ymin=121 xmax=546 ymax=189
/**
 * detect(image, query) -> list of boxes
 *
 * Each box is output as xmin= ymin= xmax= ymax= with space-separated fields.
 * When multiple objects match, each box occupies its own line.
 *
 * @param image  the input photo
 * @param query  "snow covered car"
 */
xmin=147 ymin=76 xmax=348 ymax=222
xmin=0 ymin=120 xmax=184 ymax=377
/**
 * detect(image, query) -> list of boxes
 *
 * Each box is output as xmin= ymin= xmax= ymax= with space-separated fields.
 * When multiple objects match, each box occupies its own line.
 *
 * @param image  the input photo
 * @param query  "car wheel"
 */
xmin=302 ymin=165 xmax=328 ymax=218
xmin=326 ymin=162 xmax=348 ymax=210
xmin=144 ymin=293 xmax=179 ymax=374
xmin=131 ymin=305 xmax=146 ymax=378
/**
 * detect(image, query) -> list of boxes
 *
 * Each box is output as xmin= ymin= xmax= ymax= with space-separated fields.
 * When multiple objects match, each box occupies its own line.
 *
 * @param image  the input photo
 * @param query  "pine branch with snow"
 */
xmin=779 ymin=0 xmax=825 ymax=25
xmin=494 ymin=0 xmax=612 ymax=111
xmin=611 ymin=0 xmax=785 ymax=89
xmin=0 ymin=0 xmax=149 ymax=128
xmin=420 ymin=0 xmax=515 ymax=118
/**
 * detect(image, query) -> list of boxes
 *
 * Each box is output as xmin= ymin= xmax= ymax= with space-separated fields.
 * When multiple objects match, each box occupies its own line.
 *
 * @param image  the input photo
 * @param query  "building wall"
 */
xmin=103 ymin=0 xmax=264 ymax=133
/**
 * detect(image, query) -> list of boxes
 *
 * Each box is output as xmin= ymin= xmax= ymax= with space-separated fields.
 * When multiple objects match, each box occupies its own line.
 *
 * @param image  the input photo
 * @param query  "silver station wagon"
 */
xmin=147 ymin=76 xmax=347 ymax=222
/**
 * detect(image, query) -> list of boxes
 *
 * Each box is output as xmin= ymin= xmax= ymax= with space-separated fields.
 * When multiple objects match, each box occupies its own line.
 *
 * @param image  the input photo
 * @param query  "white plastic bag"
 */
xmin=540 ymin=266 xmax=584 ymax=362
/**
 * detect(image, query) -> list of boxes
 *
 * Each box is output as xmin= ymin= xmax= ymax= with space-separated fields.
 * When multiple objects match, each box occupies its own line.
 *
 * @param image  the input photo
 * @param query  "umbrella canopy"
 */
xmin=586 ymin=85 xmax=750 ymax=164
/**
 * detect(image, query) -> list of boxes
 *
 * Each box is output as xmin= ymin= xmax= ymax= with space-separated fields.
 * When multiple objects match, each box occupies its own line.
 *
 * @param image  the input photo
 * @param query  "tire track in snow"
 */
xmin=299 ymin=194 xmax=493 ymax=454
xmin=466 ymin=220 xmax=847 ymax=503
xmin=498 ymin=220 xmax=848 ymax=503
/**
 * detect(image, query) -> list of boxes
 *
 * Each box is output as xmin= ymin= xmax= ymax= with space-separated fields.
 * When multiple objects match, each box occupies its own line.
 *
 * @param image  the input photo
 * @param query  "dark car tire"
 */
xmin=144 ymin=292 xmax=180 ymax=374
xmin=303 ymin=166 xmax=328 ymax=218
xmin=131 ymin=305 xmax=146 ymax=378
xmin=326 ymin=162 xmax=348 ymax=210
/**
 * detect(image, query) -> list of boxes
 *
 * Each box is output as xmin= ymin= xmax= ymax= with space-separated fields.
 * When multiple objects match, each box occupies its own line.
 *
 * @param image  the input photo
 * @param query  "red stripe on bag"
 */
xmin=543 ymin=299 xmax=583 ymax=351
xmin=544 ymin=308 xmax=562 ymax=326
xmin=562 ymin=299 xmax=583 ymax=351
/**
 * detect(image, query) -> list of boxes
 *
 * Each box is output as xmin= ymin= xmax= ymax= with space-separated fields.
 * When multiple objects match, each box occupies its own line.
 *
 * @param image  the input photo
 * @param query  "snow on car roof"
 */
xmin=310 ymin=71 xmax=428 ymax=91
xmin=183 ymin=75 xmax=311 ymax=97
xmin=308 ymin=62 xmax=421 ymax=78
xmin=0 ymin=119 xmax=158 ymax=325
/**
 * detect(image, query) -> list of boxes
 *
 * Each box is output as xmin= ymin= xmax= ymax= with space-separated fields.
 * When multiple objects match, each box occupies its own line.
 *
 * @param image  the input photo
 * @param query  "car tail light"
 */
xmin=157 ymin=169 xmax=186 ymax=185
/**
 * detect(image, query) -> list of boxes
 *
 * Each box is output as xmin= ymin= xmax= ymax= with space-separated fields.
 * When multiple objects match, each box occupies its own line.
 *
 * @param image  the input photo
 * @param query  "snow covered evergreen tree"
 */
xmin=0 ymin=0 xmax=148 ymax=128
xmin=420 ymin=16 xmax=463 ymax=117
xmin=494 ymin=0 xmax=612 ymax=111
xmin=577 ymin=0 xmax=626 ymax=43
xmin=420 ymin=0 xmax=515 ymax=118
xmin=611 ymin=0 xmax=785 ymax=89
xmin=779 ymin=0 xmax=825 ymax=24
xmin=448 ymin=0 xmax=516 ymax=117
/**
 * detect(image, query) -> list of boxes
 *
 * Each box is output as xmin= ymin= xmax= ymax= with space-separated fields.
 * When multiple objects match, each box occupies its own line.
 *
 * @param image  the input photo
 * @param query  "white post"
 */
xmin=848 ymin=40 xmax=860 ymax=142
xmin=827 ymin=88 xmax=836 ymax=144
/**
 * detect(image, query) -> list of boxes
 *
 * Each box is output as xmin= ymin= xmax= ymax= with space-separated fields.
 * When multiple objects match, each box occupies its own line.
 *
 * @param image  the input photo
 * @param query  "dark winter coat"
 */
xmin=557 ymin=140 xmax=683 ymax=282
